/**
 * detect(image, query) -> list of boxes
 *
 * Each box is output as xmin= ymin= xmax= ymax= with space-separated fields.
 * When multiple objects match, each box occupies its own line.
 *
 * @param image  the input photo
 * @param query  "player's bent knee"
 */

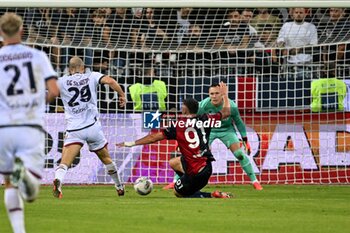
xmin=169 ymin=157 xmax=183 ymax=172
xmin=233 ymin=149 xmax=245 ymax=161
xmin=21 ymin=171 xmax=41 ymax=203
xmin=169 ymin=157 xmax=177 ymax=169
xmin=22 ymin=182 xmax=40 ymax=203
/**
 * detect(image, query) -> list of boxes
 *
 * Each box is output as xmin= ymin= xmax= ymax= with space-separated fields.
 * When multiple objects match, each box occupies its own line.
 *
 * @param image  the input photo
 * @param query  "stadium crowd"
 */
xmin=1 ymin=7 xmax=349 ymax=111
xmin=0 ymin=8 xmax=348 ymax=72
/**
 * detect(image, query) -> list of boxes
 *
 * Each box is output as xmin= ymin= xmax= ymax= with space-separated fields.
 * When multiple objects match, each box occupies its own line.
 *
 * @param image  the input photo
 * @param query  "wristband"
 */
xmin=124 ymin=141 xmax=136 ymax=147
xmin=242 ymin=137 xmax=248 ymax=143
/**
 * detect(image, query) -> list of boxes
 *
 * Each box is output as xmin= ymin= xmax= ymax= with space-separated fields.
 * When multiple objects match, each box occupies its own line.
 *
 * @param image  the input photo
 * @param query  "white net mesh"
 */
xmin=2 ymin=7 xmax=349 ymax=184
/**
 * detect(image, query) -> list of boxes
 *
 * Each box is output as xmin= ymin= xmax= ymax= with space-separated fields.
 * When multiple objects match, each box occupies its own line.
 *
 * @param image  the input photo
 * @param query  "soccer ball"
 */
xmin=134 ymin=177 xmax=153 ymax=196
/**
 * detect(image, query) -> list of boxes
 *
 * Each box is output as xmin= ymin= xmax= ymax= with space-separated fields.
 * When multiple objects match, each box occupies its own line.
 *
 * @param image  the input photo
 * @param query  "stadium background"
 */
xmin=0 ymin=4 xmax=349 ymax=185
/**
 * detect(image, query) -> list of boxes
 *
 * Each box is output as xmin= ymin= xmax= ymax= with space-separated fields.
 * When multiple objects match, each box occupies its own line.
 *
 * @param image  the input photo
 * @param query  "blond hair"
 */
xmin=69 ymin=56 xmax=84 ymax=69
xmin=69 ymin=56 xmax=85 ymax=74
xmin=0 ymin=13 xmax=23 ymax=38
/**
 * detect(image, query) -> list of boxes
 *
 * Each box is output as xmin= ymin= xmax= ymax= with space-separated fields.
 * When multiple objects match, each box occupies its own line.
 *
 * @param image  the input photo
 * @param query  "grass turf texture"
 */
xmin=0 ymin=185 xmax=349 ymax=233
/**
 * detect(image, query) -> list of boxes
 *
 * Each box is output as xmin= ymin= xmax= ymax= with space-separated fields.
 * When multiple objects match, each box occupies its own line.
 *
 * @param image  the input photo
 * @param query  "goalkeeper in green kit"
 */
xmin=164 ymin=83 xmax=263 ymax=190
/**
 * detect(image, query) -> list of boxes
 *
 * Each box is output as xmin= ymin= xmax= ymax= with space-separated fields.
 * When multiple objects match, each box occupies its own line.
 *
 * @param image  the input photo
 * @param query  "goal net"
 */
xmin=2 ymin=4 xmax=349 ymax=184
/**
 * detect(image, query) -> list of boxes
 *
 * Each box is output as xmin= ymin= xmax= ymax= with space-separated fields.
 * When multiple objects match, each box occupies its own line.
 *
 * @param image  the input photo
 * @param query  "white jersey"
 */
xmin=277 ymin=21 xmax=318 ymax=63
xmin=0 ymin=44 xmax=56 ymax=127
xmin=277 ymin=21 xmax=318 ymax=48
xmin=58 ymin=71 xmax=104 ymax=131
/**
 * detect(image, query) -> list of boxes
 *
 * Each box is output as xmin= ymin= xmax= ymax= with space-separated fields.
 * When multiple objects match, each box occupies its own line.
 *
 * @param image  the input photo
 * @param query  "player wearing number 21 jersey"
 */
xmin=117 ymin=82 xmax=232 ymax=198
xmin=0 ymin=12 xmax=59 ymax=233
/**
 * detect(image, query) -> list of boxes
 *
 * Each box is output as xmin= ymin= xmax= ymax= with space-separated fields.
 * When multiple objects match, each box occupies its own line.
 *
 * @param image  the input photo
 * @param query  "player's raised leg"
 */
xmin=53 ymin=143 xmax=83 ymax=198
xmin=11 ymin=157 xmax=41 ymax=202
xmin=1 ymin=128 xmax=46 ymax=233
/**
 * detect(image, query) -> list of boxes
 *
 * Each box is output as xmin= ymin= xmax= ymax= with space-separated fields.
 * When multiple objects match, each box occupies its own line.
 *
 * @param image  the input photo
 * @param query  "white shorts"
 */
xmin=64 ymin=121 xmax=107 ymax=151
xmin=0 ymin=127 xmax=45 ymax=177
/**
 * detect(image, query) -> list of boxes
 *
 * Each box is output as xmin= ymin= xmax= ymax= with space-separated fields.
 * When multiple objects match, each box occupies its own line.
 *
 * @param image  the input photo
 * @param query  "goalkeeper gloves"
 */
xmin=242 ymin=137 xmax=251 ymax=155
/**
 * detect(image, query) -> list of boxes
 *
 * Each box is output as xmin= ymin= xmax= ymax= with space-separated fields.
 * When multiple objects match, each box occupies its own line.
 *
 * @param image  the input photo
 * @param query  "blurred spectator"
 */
xmin=132 ymin=8 xmax=143 ymax=19
xmin=241 ymin=9 xmax=258 ymax=37
xmin=26 ymin=8 xmax=56 ymax=43
xmin=278 ymin=8 xmax=290 ymax=23
xmin=180 ymin=24 xmax=203 ymax=50
xmin=178 ymin=24 xmax=208 ymax=76
xmin=91 ymin=8 xmax=110 ymax=46
xmin=252 ymin=24 xmax=279 ymax=76
xmin=129 ymin=8 xmax=150 ymax=66
xmin=277 ymin=8 xmax=318 ymax=64
xmin=214 ymin=9 xmax=250 ymax=67
xmin=100 ymin=7 xmax=112 ymax=20
xmin=105 ymin=8 xmax=133 ymax=75
xmin=140 ymin=8 xmax=168 ymax=49
xmin=25 ymin=8 xmax=60 ymax=69
xmin=54 ymin=8 xmax=92 ymax=73
xmin=318 ymin=8 xmax=350 ymax=63
xmin=90 ymin=8 xmax=111 ymax=73
xmin=241 ymin=9 xmax=259 ymax=48
xmin=286 ymin=8 xmax=318 ymax=24
xmin=176 ymin=7 xmax=193 ymax=45
xmin=130 ymin=7 xmax=145 ymax=48
xmin=254 ymin=24 xmax=277 ymax=49
xmin=152 ymin=8 xmax=179 ymax=48
xmin=251 ymin=8 xmax=281 ymax=41
xmin=106 ymin=8 xmax=133 ymax=48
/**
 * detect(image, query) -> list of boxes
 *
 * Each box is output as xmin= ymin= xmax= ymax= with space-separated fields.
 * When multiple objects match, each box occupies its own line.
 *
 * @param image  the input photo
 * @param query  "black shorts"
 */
xmin=174 ymin=156 xmax=212 ymax=197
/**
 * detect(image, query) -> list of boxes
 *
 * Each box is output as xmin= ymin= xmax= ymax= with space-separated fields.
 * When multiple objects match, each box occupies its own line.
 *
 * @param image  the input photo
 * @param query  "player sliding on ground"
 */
xmin=117 ymin=82 xmax=232 ymax=198
xmin=164 ymin=83 xmax=263 ymax=190
xmin=53 ymin=56 xmax=126 ymax=198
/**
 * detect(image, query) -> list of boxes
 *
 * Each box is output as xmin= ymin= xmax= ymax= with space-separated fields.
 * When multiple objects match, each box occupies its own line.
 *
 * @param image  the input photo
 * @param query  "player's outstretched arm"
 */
xmin=100 ymin=75 xmax=126 ymax=107
xmin=46 ymin=78 xmax=60 ymax=103
xmin=219 ymin=81 xmax=230 ymax=119
xmin=116 ymin=132 xmax=165 ymax=147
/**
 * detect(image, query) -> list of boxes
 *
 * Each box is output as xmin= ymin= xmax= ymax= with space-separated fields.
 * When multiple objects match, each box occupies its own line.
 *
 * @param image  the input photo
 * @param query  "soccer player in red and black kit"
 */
xmin=117 ymin=82 xmax=231 ymax=198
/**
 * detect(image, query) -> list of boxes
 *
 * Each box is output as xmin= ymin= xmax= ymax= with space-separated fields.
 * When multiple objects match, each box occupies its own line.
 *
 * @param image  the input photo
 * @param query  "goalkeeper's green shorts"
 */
xmin=209 ymin=131 xmax=240 ymax=148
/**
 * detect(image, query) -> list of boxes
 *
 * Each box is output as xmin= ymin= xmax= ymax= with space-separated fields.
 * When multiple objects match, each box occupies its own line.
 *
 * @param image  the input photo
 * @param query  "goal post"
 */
xmin=1 ymin=1 xmax=349 ymax=185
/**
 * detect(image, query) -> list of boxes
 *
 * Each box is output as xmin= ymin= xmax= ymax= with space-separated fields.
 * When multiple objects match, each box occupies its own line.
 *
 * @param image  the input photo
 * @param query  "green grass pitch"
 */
xmin=1 ymin=185 xmax=349 ymax=233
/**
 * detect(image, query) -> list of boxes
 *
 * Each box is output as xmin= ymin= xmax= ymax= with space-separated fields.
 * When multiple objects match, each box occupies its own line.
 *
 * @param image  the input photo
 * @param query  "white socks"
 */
xmin=5 ymin=188 xmax=25 ymax=233
xmin=56 ymin=163 xmax=123 ymax=187
xmin=55 ymin=164 xmax=68 ymax=183
xmin=105 ymin=163 xmax=122 ymax=187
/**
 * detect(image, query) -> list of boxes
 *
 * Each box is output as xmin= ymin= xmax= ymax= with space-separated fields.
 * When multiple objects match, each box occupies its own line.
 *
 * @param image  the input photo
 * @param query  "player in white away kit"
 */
xmin=53 ymin=56 xmax=126 ymax=198
xmin=0 ymin=13 xmax=60 ymax=233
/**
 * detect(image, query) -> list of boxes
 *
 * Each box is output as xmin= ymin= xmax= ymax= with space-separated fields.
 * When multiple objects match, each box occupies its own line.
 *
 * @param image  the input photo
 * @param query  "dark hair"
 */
xmin=264 ymin=24 xmax=274 ymax=31
xmin=210 ymin=83 xmax=220 ymax=88
xmin=322 ymin=62 xmax=337 ymax=78
xmin=183 ymin=98 xmax=199 ymax=114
